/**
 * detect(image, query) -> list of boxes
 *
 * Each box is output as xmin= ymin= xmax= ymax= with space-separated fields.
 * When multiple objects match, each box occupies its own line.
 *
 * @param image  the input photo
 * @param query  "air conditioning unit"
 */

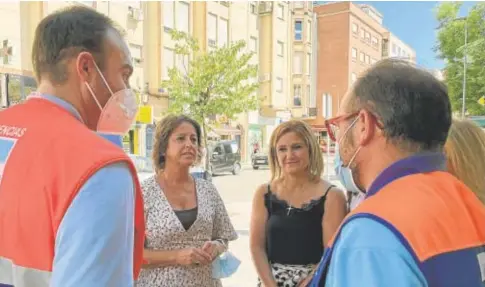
xmin=129 ymin=7 xmax=144 ymax=21
xmin=258 ymin=2 xmax=273 ymax=14
xmin=208 ymin=39 xmax=217 ymax=47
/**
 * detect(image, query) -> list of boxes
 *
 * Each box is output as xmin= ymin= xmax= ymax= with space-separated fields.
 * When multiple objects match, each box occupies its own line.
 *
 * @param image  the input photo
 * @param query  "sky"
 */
xmin=358 ymin=1 xmax=477 ymax=70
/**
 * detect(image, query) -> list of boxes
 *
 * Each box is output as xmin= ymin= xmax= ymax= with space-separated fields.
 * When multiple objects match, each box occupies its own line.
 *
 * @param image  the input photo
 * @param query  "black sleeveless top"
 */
xmin=264 ymin=184 xmax=334 ymax=265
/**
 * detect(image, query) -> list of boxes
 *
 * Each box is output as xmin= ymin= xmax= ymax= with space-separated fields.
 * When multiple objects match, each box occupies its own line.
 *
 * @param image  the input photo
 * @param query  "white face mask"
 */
xmin=84 ymin=62 xmax=138 ymax=135
xmin=334 ymin=117 xmax=364 ymax=196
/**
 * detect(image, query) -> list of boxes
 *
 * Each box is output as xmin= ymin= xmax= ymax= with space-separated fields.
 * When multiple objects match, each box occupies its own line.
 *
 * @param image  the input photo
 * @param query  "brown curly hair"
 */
xmin=151 ymin=115 xmax=203 ymax=172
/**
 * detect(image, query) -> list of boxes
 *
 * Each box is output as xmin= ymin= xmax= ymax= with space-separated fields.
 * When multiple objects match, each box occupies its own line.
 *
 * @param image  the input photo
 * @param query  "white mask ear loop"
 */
xmin=92 ymin=61 xmax=115 ymax=95
xmin=84 ymin=82 xmax=103 ymax=110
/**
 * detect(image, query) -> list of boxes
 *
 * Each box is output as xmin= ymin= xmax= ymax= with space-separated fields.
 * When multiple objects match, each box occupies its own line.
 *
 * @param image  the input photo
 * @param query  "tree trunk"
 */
xmin=201 ymin=118 xmax=210 ymax=173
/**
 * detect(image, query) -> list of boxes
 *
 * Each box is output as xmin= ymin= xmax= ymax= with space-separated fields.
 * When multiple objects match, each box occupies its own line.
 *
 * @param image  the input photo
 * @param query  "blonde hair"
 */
xmin=269 ymin=120 xmax=323 ymax=182
xmin=444 ymin=119 xmax=485 ymax=204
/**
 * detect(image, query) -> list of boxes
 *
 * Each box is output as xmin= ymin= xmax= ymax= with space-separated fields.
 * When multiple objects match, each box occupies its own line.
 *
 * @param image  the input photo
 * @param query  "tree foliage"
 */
xmin=435 ymin=2 xmax=485 ymax=115
xmin=162 ymin=30 xmax=259 ymax=169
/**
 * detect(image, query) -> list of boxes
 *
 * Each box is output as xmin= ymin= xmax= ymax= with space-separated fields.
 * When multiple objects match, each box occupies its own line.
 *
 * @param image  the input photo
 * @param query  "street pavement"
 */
xmin=214 ymin=155 xmax=341 ymax=287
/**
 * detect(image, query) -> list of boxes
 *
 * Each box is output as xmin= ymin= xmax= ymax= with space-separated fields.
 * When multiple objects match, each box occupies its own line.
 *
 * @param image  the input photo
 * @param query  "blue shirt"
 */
xmin=313 ymin=153 xmax=447 ymax=287
xmin=39 ymin=95 xmax=135 ymax=287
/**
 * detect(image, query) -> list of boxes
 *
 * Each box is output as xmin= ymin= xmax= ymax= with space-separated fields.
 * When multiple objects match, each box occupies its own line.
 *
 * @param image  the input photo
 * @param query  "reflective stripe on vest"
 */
xmin=0 ymin=257 xmax=50 ymax=286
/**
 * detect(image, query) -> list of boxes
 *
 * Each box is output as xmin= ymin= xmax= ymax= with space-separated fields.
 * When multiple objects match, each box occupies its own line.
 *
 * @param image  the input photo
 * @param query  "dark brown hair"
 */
xmin=32 ymin=5 xmax=121 ymax=84
xmin=152 ymin=115 xmax=202 ymax=171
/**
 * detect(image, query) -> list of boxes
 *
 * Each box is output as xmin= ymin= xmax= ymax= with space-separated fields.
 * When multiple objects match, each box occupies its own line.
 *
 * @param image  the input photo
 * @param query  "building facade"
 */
xmin=382 ymin=31 xmax=416 ymax=63
xmin=257 ymin=1 xmax=317 ymax=153
xmin=0 ymin=1 xmax=316 ymax=162
xmin=310 ymin=1 xmax=415 ymax=131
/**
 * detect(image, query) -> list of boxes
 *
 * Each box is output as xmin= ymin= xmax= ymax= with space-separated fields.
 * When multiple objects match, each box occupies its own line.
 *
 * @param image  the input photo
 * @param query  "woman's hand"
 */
xmin=175 ymin=248 xmax=212 ymax=266
xmin=297 ymin=276 xmax=312 ymax=287
xmin=202 ymin=240 xmax=225 ymax=260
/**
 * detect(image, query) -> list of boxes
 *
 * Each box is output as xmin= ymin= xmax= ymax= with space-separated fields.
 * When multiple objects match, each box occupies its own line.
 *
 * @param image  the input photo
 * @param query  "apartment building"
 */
xmin=382 ymin=31 xmax=416 ymax=63
xmin=309 ymin=2 xmax=415 ymax=134
xmin=0 ymin=1 xmax=159 ymax=157
xmin=257 ymin=1 xmax=317 ymax=149
xmin=0 ymin=1 xmax=316 ymax=162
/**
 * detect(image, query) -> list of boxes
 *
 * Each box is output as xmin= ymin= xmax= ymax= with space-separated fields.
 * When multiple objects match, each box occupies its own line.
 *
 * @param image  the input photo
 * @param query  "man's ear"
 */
xmin=75 ymin=52 xmax=96 ymax=82
xmin=356 ymin=109 xmax=375 ymax=146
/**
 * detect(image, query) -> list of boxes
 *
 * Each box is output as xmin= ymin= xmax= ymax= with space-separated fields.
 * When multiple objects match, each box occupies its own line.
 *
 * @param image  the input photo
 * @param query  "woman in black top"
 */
xmin=250 ymin=120 xmax=347 ymax=287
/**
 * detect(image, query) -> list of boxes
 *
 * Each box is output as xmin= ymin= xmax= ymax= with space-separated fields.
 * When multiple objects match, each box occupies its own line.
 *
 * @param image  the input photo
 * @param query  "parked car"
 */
xmin=208 ymin=141 xmax=242 ymax=175
xmin=252 ymin=152 xmax=269 ymax=170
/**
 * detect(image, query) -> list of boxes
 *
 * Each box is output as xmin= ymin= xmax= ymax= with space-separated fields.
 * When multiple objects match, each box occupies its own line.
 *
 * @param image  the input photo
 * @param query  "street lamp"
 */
xmin=450 ymin=16 xmax=468 ymax=118
xmin=460 ymin=17 xmax=468 ymax=119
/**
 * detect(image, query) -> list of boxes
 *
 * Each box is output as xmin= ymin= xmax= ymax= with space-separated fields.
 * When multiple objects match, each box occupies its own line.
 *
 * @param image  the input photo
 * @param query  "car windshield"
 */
xmin=128 ymin=154 xmax=154 ymax=173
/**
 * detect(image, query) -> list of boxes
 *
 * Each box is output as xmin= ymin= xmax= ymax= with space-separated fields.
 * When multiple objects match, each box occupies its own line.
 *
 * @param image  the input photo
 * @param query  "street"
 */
xmin=214 ymin=157 xmax=340 ymax=287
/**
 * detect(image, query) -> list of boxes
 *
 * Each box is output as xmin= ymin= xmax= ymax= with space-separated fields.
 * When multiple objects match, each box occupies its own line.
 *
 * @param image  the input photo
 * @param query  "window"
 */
xmin=293 ymin=52 xmax=303 ymax=74
xmin=162 ymin=47 xmax=175 ymax=79
xmin=223 ymin=144 xmax=233 ymax=154
xmin=277 ymin=41 xmax=284 ymax=57
xmin=250 ymin=37 xmax=257 ymax=53
xmin=306 ymin=85 xmax=311 ymax=106
xmin=219 ymin=1 xmax=230 ymax=7
xmin=214 ymin=145 xmax=223 ymax=154
xmin=360 ymin=52 xmax=365 ymax=63
xmin=295 ymin=20 xmax=302 ymax=41
xmin=365 ymin=54 xmax=370 ymax=64
xmin=129 ymin=44 xmax=143 ymax=65
xmin=360 ymin=28 xmax=365 ymax=39
xmin=365 ymin=31 xmax=371 ymax=43
xmin=276 ymin=77 xmax=283 ymax=92
xmin=392 ymin=44 xmax=397 ymax=54
xmin=250 ymin=3 xmax=257 ymax=14
xmin=293 ymin=84 xmax=302 ymax=106
xmin=294 ymin=1 xmax=304 ymax=9
xmin=352 ymin=23 xmax=358 ymax=34
xmin=163 ymin=2 xmax=174 ymax=29
xmin=177 ymin=2 xmax=190 ymax=34
xmin=307 ymin=20 xmax=311 ymax=42
xmin=352 ymin=48 xmax=357 ymax=60
xmin=177 ymin=54 xmax=189 ymax=75
xmin=277 ymin=4 xmax=284 ymax=19
xmin=218 ymin=18 xmax=228 ymax=47
xmin=351 ymin=73 xmax=357 ymax=84
xmin=208 ymin=13 xmax=217 ymax=47
xmin=322 ymin=93 xmax=332 ymax=118
xmin=307 ymin=53 xmax=311 ymax=75
xmin=371 ymin=36 xmax=378 ymax=48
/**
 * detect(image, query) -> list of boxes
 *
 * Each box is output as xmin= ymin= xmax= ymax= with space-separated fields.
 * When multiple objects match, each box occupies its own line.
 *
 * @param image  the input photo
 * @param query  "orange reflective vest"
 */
xmin=311 ymin=154 xmax=485 ymax=286
xmin=0 ymin=97 xmax=145 ymax=285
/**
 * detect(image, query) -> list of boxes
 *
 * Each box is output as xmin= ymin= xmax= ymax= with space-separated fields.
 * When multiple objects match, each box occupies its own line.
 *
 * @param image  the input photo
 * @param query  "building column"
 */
xmin=192 ymin=2 xmax=207 ymax=54
xmin=19 ymin=1 xmax=43 ymax=77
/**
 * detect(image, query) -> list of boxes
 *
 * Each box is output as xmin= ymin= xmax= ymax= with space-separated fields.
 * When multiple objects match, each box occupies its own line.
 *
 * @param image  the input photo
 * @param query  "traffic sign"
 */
xmin=478 ymin=96 xmax=485 ymax=106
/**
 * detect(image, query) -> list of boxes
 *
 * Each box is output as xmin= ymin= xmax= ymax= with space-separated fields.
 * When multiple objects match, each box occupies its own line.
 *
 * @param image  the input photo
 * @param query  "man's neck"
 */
xmin=37 ymin=80 xmax=90 ymax=128
xmin=359 ymin=145 xmax=410 ymax=191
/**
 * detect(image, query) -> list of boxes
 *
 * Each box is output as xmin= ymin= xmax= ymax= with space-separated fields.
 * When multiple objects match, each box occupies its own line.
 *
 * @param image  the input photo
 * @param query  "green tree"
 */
xmin=162 ymin=30 xmax=259 ymax=170
xmin=435 ymin=2 xmax=485 ymax=116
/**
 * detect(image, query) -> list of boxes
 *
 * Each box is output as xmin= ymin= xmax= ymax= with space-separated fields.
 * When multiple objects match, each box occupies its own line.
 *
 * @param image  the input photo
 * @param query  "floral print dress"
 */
xmin=136 ymin=175 xmax=238 ymax=287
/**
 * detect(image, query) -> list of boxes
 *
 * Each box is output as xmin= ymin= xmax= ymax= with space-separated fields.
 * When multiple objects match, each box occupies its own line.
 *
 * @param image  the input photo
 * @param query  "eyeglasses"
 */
xmin=324 ymin=110 xmax=383 ymax=142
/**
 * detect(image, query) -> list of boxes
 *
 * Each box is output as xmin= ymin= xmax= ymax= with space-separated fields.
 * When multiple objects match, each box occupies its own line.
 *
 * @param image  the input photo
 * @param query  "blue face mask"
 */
xmin=97 ymin=133 xmax=123 ymax=148
xmin=334 ymin=116 xmax=364 ymax=195
xmin=334 ymin=146 xmax=363 ymax=194
xmin=211 ymin=251 xmax=241 ymax=279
